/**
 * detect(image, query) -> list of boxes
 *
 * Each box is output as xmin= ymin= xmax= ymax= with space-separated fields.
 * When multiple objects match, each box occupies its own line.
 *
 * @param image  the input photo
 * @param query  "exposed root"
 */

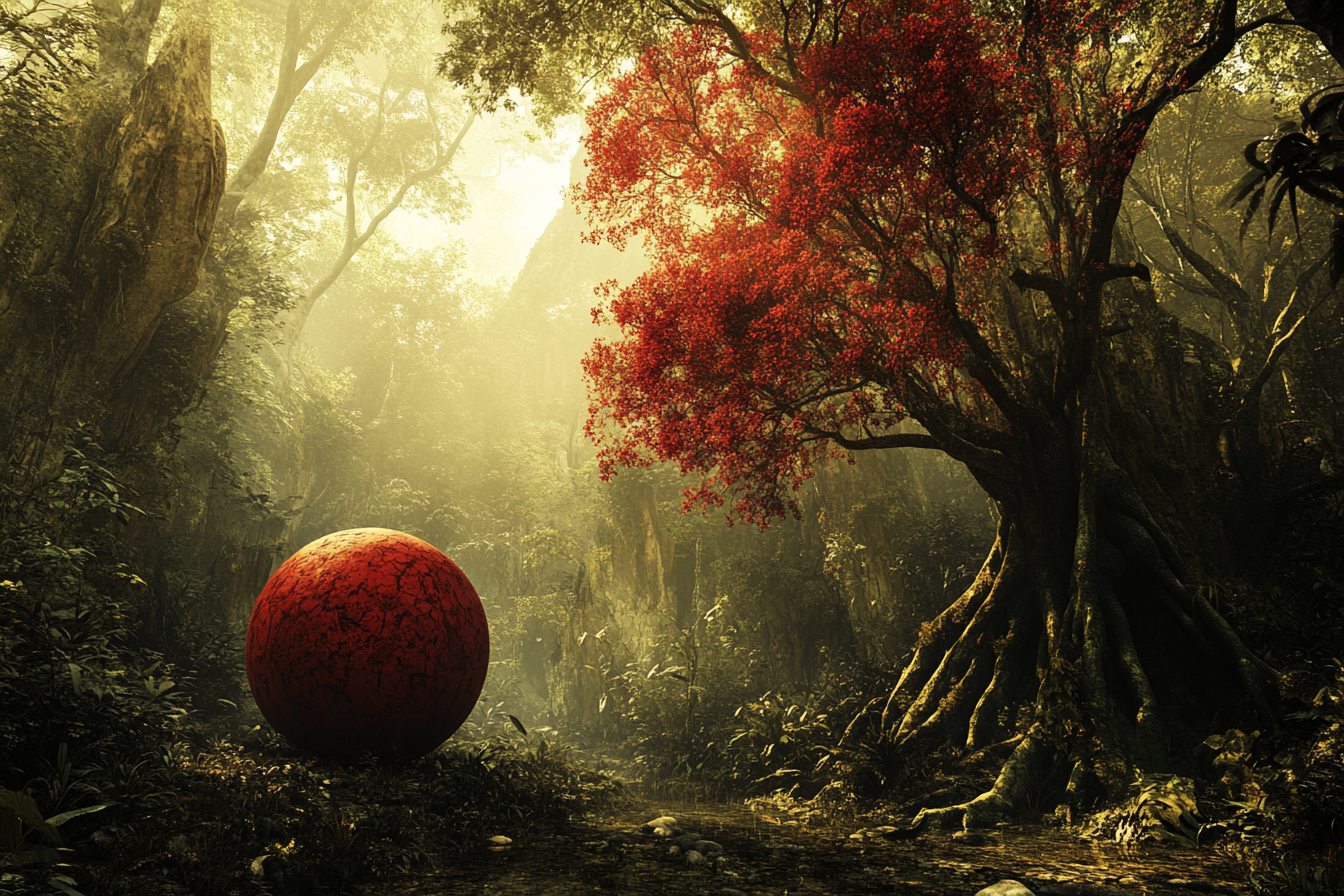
xmin=839 ymin=695 xmax=887 ymax=746
xmin=898 ymin=656 xmax=991 ymax=752
xmin=914 ymin=733 xmax=1050 ymax=831
xmin=882 ymin=520 xmax=1005 ymax=731
xmin=894 ymin=594 xmax=1008 ymax=743
xmin=1097 ymin=582 xmax=1168 ymax=766
xmin=966 ymin=611 xmax=1029 ymax=749
xmin=881 ymin=431 xmax=1279 ymax=830
xmin=1189 ymin=589 xmax=1280 ymax=730
xmin=1099 ymin=509 xmax=1217 ymax=656
xmin=891 ymin=531 xmax=1022 ymax=743
xmin=1098 ymin=498 xmax=1278 ymax=730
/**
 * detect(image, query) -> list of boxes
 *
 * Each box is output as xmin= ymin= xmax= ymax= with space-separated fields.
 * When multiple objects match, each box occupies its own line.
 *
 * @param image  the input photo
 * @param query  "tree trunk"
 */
xmin=873 ymin=314 xmax=1278 ymax=830
xmin=75 ymin=19 xmax=225 ymax=395
xmin=0 ymin=17 xmax=223 ymax=459
xmin=93 ymin=0 xmax=163 ymax=85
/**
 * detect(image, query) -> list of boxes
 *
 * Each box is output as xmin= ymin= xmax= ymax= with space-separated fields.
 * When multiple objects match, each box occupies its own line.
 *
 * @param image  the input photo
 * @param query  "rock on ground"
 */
xmin=975 ymin=881 xmax=1035 ymax=896
xmin=695 ymin=839 xmax=724 ymax=856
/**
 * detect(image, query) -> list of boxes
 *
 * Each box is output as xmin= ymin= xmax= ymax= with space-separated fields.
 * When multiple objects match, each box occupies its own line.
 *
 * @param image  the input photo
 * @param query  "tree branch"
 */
xmin=802 ymin=428 xmax=942 ymax=452
xmin=1009 ymin=269 xmax=1066 ymax=307
xmin=291 ymin=107 xmax=477 ymax=334
xmin=1235 ymin=257 xmax=1331 ymax=413
xmin=1096 ymin=261 xmax=1151 ymax=284
xmin=668 ymin=0 xmax=810 ymax=101
xmin=1130 ymin=177 xmax=1264 ymax=354
xmin=219 ymin=0 xmax=369 ymax=219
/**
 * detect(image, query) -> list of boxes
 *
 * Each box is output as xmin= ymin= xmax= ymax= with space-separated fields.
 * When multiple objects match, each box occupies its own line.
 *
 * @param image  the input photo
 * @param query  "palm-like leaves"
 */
xmin=1227 ymin=86 xmax=1344 ymax=282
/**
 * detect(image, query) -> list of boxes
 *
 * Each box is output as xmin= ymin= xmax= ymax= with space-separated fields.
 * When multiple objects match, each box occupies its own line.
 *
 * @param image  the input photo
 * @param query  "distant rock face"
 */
xmin=0 ymin=15 xmax=228 ymax=455
xmin=77 ymin=18 xmax=226 ymax=392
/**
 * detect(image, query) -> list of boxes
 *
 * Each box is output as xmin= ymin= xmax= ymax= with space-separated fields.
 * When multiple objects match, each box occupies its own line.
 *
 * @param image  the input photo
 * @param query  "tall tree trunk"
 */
xmin=0 ymin=17 xmax=224 ymax=460
xmin=75 ymin=19 xmax=225 ymax=395
xmin=866 ymin=314 xmax=1278 ymax=830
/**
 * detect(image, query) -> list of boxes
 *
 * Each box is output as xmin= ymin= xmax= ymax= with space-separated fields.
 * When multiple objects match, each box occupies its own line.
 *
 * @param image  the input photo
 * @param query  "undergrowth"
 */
xmin=0 ymin=432 xmax=625 ymax=896
xmin=77 ymin=731 xmax=625 ymax=896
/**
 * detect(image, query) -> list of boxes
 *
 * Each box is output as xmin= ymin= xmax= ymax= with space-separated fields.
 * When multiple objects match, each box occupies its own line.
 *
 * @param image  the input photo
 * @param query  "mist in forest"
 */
xmin=4 ymin=1 xmax=1344 ymax=893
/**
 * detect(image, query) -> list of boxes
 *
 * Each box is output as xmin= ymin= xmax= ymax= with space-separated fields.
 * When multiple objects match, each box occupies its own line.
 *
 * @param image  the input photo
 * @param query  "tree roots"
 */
xmin=879 ymin=439 xmax=1277 ymax=829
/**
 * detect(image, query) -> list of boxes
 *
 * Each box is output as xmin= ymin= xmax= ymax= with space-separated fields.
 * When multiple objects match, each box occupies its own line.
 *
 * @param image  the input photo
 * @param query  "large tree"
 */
xmin=446 ymin=0 xmax=1342 ymax=826
xmin=0 ymin=1 xmax=224 ymax=459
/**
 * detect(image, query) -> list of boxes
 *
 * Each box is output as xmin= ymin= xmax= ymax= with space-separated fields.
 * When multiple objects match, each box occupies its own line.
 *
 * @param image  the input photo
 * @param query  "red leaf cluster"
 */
xmin=578 ymin=0 xmax=1221 ymax=523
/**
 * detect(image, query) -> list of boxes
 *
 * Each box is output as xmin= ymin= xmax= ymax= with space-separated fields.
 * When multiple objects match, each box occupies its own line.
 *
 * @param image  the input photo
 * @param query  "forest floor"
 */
xmin=396 ymin=789 xmax=1253 ymax=896
xmin=20 ymin=727 xmax=1285 ymax=896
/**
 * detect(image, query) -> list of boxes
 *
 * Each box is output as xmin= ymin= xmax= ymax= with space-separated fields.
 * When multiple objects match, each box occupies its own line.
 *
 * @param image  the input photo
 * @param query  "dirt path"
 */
xmin=394 ymin=794 xmax=1253 ymax=896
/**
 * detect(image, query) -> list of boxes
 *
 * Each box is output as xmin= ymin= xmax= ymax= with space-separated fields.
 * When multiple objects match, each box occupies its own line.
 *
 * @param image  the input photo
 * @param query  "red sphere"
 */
xmin=246 ymin=528 xmax=489 ymax=761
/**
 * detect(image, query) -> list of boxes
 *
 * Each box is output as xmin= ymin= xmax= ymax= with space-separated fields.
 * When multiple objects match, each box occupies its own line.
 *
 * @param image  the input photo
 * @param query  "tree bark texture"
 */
xmin=862 ymin=310 xmax=1279 ymax=830
xmin=0 ymin=18 xmax=224 ymax=459
xmin=76 ymin=19 xmax=225 ymax=394
xmin=93 ymin=0 xmax=164 ymax=85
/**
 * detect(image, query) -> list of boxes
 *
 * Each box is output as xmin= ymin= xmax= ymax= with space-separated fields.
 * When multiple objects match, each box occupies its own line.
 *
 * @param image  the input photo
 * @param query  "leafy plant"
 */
xmin=1228 ymin=85 xmax=1344 ymax=279
xmin=1251 ymin=856 xmax=1344 ymax=896
xmin=0 ymin=783 xmax=109 ymax=851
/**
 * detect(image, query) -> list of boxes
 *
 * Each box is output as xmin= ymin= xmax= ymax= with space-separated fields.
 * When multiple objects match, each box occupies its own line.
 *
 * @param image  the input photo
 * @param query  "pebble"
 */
xmin=673 ymin=832 xmax=705 ymax=850
xmin=249 ymin=855 xmax=284 ymax=881
xmin=486 ymin=835 xmax=512 ymax=846
xmin=639 ymin=815 xmax=735 ymax=873
xmin=974 ymin=881 xmax=1035 ymax=896
xmin=695 ymin=839 xmax=724 ymax=856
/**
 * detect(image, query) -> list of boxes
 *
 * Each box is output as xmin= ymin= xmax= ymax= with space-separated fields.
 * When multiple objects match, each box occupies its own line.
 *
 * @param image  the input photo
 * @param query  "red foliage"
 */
xmin=579 ymin=0 xmax=1224 ymax=522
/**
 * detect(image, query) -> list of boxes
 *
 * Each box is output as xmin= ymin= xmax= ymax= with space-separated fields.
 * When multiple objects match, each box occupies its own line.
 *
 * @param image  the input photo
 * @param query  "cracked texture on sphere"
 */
xmin=246 ymin=528 xmax=489 ymax=761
